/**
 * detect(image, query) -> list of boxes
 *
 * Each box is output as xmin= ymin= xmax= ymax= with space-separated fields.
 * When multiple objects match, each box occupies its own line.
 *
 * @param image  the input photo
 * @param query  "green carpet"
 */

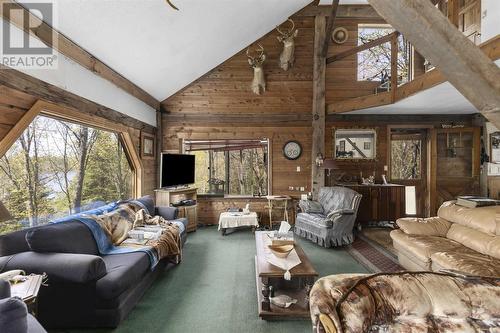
xmin=53 ymin=226 xmax=367 ymax=333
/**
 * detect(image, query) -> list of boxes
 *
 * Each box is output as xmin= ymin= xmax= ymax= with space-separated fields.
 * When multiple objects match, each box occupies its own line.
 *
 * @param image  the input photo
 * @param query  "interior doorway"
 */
xmin=389 ymin=126 xmax=431 ymax=217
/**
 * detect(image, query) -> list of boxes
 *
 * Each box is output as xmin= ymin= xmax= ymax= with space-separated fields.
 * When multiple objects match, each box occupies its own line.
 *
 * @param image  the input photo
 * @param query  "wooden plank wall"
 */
xmin=325 ymin=18 xmax=380 ymax=104
xmin=0 ymin=84 xmax=158 ymax=196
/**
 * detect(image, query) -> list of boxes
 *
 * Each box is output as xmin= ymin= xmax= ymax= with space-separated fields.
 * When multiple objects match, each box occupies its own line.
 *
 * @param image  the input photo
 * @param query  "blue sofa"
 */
xmin=0 ymin=195 xmax=187 ymax=328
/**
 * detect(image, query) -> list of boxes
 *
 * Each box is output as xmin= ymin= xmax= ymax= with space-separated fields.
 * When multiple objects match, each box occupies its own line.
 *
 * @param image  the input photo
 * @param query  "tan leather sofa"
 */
xmin=390 ymin=201 xmax=500 ymax=277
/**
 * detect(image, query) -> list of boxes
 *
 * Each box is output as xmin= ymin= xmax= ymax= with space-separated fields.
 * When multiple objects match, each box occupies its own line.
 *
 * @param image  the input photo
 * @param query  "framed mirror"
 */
xmin=334 ymin=129 xmax=377 ymax=160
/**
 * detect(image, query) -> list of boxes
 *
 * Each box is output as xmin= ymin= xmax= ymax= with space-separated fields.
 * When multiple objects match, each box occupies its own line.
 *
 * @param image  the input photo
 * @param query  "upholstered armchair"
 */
xmin=295 ymin=187 xmax=362 ymax=247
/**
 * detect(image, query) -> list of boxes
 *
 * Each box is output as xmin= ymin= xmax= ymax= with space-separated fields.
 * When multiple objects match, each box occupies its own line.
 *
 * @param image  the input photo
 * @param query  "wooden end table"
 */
xmin=10 ymin=274 xmax=44 ymax=317
xmin=254 ymin=231 xmax=318 ymax=320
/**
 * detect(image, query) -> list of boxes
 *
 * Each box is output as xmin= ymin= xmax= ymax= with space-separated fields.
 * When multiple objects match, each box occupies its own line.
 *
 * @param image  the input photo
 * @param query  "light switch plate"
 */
xmin=300 ymin=186 xmax=305 ymax=191
xmin=384 ymin=165 xmax=388 ymax=172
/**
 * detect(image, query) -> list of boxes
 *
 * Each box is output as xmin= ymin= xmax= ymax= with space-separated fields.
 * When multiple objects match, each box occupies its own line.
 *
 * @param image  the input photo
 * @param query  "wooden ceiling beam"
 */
xmin=0 ymin=0 xmax=160 ymax=110
xmin=297 ymin=4 xmax=381 ymax=19
xmin=321 ymin=0 xmax=340 ymax=58
xmin=0 ymin=66 xmax=153 ymax=131
xmin=367 ymin=0 xmax=500 ymax=128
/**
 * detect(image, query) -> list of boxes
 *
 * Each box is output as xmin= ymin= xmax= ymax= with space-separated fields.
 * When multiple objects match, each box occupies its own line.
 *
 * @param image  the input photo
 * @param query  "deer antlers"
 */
xmin=246 ymin=44 xmax=266 ymax=66
xmin=276 ymin=19 xmax=296 ymax=38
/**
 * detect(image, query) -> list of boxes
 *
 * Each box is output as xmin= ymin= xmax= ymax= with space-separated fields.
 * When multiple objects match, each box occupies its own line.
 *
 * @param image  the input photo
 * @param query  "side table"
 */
xmin=218 ymin=212 xmax=259 ymax=235
xmin=10 ymin=274 xmax=44 ymax=317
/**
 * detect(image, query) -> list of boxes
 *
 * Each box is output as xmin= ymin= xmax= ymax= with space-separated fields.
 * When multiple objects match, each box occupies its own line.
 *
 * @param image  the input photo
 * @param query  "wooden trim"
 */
xmin=390 ymin=33 xmax=398 ymax=102
xmin=22 ymin=100 xmax=143 ymax=198
xmin=322 ymin=0 xmax=340 ymax=58
xmin=429 ymin=128 xmax=438 ymax=215
xmin=326 ymin=31 xmax=399 ymax=64
xmin=121 ymin=131 xmax=143 ymax=198
xmin=0 ymin=66 xmax=152 ymax=131
xmin=327 ymin=91 xmax=392 ymax=114
xmin=0 ymin=0 xmax=159 ymax=110
xmin=298 ymin=4 xmax=382 ymax=19
xmin=0 ymin=100 xmax=44 ymax=158
xmin=447 ymin=0 xmax=459 ymax=27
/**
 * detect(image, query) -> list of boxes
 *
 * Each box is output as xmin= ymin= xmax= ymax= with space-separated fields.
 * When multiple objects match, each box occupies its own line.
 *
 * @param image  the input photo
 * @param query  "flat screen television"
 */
xmin=160 ymin=153 xmax=195 ymax=188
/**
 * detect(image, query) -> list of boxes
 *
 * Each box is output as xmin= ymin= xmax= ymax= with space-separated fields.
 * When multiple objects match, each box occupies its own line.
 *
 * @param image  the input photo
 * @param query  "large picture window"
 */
xmin=185 ymin=139 xmax=269 ymax=197
xmin=0 ymin=115 xmax=134 ymax=234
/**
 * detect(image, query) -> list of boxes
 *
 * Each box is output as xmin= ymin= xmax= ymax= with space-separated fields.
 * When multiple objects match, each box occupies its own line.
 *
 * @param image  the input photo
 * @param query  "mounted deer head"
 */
xmin=246 ymin=44 xmax=266 ymax=95
xmin=276 ymin=19 xmax=298 ymax=71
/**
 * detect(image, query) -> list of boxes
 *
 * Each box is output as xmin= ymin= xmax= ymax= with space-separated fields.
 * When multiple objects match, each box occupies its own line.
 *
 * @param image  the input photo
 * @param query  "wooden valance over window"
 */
xmin=184 ymin=139 xmax=268 ymax=152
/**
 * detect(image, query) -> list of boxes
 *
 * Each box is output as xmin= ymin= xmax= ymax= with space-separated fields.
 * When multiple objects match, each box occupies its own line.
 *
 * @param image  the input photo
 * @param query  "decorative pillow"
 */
xmin=299 ymin=200 xmax=324 ymax=214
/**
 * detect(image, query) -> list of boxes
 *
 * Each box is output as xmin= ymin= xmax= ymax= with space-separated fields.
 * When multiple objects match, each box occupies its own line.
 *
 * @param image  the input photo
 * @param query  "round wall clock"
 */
xmin=283 ymin=140 xmax=302 ymax=160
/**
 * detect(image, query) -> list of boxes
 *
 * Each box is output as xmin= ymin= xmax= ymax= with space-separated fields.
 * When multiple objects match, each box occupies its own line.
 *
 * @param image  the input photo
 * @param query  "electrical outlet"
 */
xmin=288 ymin=186 xmax=294 ymax=191
xmin=296 ymin=166 xmax=301 ymax=172
xmin=300 ymin=186 xmax=305 ymax=191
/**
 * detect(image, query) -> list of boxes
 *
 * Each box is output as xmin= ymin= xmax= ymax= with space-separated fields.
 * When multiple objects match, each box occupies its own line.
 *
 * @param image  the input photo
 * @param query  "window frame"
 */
xmin=182 ymin=138 xmax=271 ymax=197
xmin=0 ymin=100 xmax=143 ymax=198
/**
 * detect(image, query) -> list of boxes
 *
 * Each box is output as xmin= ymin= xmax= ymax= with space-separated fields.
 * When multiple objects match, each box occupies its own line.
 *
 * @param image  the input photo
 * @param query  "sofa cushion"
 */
xmin=446 ymin=223 xmax=500 ymax=258
xmin=299 ymin=200 xmax=324 ymax=214
xmin=318 ymin=187 xmax=358 ymax=215
xmin=296 ymin=212 xmax=333 ymax=228
xmin=390 ymin=230 xmax=464 ymax=263
xmin=26 ymin=221 xmax=98 ymax=255
xmin=97 ymin=252 xmax=150 ymax=300
xmin=431 ymin=251 xmax=500 ymax=277
xmin=0 ymin=297 xmax=28 ymax=333
xmin=396 ymin=216 xmax=451 ymax=237
xmin=438 ymin=201 xmax=498 ymax=235
xmin=3 ymin=252 xmax=106 ymax=283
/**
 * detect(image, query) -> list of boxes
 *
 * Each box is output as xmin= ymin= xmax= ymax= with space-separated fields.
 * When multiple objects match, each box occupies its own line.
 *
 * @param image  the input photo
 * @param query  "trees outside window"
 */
xmin=357 ymin=24 xmax=409 ymax=84
xmin=188 ymin=140 xmax=268 ymax=196
xmin=0 ymin=115 xmax=133 ymax=234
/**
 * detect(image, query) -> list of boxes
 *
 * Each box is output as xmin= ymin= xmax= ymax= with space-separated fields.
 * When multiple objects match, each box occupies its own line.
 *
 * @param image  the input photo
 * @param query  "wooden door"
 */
xmin=389 ymin=128 xmax=429 ymax=216
xmin=430 ymin=127 xmax=481 ymax=214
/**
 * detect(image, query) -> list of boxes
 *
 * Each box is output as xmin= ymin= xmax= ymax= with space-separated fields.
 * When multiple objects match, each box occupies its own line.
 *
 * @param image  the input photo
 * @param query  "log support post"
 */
xmin=312 ymin=15 xmax=326 ymax=199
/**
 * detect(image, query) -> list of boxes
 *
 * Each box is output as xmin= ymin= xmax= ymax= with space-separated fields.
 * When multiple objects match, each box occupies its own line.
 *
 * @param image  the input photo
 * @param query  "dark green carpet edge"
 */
xmin=53 ymin=226 xmax=368 ymax=333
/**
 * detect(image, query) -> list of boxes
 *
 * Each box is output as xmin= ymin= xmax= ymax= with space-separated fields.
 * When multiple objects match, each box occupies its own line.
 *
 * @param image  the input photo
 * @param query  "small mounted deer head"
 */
xmin=246 ymin=44 xmax=266 ymax=95
xmin=276 ymin=19 xmax=298 ymax=71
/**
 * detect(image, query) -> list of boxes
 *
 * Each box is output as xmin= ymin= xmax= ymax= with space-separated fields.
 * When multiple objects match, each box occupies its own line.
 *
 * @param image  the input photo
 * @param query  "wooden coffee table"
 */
xmin=254 ymin=231 xmax=318 ymax=320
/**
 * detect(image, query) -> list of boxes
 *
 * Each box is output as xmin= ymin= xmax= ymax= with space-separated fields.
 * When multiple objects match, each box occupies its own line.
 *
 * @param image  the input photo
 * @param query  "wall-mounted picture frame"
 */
xmin=490 ymin=131 xmax=500 ymax=163
xmin=141 ymin=131 xmax=155 ymax=159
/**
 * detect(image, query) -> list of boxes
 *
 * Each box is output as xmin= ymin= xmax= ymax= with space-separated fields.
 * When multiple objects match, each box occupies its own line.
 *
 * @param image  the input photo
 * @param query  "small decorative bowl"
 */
xmin=268 ymin=244 xmax=294 ymax=258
